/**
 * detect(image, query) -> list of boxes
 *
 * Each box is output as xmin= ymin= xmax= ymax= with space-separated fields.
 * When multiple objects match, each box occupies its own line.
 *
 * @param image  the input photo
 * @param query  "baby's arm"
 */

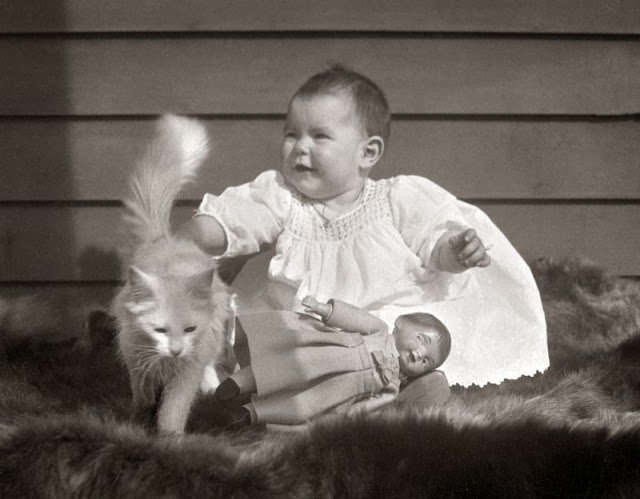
xmin=302 ymin=296 xmax=387 ymax=335
xmin=176 ymin=216 xmax=227 ymax=256
xmin=430 ymin=228 xmax=490 ymax=273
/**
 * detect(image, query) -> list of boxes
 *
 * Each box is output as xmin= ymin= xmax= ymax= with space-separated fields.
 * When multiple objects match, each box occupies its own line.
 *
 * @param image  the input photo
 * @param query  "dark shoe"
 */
xmin=215 ymin=377 xmax=241 ymax=402
xmin=223 ymin=405 xmax=251 ymax=431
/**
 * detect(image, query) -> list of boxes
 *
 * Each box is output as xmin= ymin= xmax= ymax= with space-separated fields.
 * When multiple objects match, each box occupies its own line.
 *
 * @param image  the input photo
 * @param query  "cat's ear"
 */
xmin=187 ymin=267 xmax=216 ymax=298
xmin=128 ymin=266 xmax=158 ymax=299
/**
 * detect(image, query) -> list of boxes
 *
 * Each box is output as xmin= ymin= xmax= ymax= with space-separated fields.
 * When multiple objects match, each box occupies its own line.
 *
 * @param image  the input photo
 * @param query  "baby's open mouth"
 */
xmin=294 ymin=164 xmax=313 ymax=172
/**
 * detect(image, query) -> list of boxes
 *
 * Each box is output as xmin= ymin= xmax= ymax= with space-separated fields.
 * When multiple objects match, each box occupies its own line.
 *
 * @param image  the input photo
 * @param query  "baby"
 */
xmin=214 ymin=296 xmax=452 ymax=428
xmin=179 ymin=64 xmax=548 ymax=387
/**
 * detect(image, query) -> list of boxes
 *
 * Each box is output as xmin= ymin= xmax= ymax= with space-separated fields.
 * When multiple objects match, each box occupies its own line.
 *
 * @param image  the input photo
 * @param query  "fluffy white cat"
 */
xmin=112 ymin=115 xmax=230 ymax=434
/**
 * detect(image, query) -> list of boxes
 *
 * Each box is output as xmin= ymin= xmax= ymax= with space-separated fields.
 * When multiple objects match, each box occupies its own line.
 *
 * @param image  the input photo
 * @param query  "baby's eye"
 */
xmin=184 ymin=326 xmax=197 ymax=333
xmin=154 ymin=327 xmax=167 ymax=333
xmin=314 ymin=133 xmax=331 ymax=140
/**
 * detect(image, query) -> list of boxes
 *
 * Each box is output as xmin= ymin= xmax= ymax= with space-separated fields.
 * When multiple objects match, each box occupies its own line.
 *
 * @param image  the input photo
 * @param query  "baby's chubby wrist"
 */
xmin=430 ymin=227 xmax=492 ymax=273
xmin=431 ymin=234 xmax=467 ymax=274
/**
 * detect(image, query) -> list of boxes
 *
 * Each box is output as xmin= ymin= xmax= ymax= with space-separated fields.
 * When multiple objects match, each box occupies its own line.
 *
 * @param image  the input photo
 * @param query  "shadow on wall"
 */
xmin=78 ymin=247 xmax=122 ymax=283
xmin=0 ymin=2 xmax=76 ymax=282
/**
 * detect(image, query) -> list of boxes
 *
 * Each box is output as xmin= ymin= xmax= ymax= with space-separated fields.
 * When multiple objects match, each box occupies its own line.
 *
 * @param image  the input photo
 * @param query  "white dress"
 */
xmin=196 ymin=170 xmax=549 ymax=387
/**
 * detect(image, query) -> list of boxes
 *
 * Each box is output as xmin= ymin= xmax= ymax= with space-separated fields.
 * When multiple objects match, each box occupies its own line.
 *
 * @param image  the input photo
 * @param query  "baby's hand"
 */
xmin=447 ymin=228 xmax=491 ymax=270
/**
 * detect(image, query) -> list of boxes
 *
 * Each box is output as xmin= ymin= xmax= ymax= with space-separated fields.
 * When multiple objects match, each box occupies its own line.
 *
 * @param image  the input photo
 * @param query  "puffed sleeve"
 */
xmin=195 ymin=170 xmax=292 ymax=257
xmin=387 ymin=175 xmax=549 ymax=387
xmin=389 ymin=175 xmax=470 ymax=267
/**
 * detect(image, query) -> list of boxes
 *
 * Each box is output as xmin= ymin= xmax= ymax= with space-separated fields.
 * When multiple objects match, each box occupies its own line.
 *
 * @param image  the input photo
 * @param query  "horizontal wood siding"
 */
xmin=2 ymin=118 xmax=639 ymax=200
xmin=2 ymin=0 xmax=640 ymax=34
xmin=1 ymin=2 xmax=638 ymax=283
xmin=2 ymin=37 xmax=639 ymax=115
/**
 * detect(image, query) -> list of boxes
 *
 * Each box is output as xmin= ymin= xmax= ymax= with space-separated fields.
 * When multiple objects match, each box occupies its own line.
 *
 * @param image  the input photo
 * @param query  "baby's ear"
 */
xmin=361 ymin=136 xmax=384 ymax=168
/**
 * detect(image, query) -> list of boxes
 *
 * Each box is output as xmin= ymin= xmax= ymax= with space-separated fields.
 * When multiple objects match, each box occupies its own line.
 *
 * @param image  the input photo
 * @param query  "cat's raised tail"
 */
xmin=123 ymin=114 xmax=209 ymax=245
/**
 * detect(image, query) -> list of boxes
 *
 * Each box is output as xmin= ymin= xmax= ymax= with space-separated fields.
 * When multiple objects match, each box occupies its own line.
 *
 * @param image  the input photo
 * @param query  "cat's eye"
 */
xmin=154 ymin=327 xmax=167 ymax=333
xmin=184 ymin=326 xmax=197 ymax=333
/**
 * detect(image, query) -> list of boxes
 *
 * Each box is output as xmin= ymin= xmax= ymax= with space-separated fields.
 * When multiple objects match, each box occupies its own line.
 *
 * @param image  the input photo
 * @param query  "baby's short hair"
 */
xmin=397 ymin=312 xmax=452 ymax=364
xmin=292 ymin=64 xmax=391 ymax=143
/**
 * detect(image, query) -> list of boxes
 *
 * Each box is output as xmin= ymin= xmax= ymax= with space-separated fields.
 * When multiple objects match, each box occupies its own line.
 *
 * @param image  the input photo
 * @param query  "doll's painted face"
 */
xmin=393 ymin=317 xmax=448 ymax=377
xmin=281 ymin=91 xmax=371 ymax=202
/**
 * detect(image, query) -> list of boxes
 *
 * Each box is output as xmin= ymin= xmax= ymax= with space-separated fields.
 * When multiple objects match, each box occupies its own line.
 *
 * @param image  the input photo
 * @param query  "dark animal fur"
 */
xmin=1 ymin=411 xmax=640 ymax=498
xmin=0 ymin=257 xmax=639 ymax=497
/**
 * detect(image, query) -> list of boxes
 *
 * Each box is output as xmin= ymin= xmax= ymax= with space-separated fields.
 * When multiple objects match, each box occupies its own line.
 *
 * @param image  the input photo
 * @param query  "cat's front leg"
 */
xmin=157 ymin=363 xmax=203 ymax=434
xmin=129 ymin=372 xmax=161 ymax=429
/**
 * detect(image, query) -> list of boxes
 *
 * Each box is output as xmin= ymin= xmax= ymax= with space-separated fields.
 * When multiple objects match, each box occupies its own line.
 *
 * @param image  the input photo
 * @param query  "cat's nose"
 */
xmin=169 ymin=340 xmax=183 ymax=356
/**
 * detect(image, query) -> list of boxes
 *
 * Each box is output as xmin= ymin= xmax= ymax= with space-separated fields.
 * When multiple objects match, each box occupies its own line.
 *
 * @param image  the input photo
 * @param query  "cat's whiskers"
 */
xmin=131 ymin=354 xmax=159 ymax=373
xmin=134 ymin=353 xmax=174 ymax=399
xmin=130 ymin=342 xmax=160 ymax=355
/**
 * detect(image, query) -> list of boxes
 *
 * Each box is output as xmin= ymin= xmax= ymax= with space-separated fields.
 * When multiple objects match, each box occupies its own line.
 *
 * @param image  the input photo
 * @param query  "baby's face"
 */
xmin=393 ymin=319 xmax=446 ymax=377
xmin=281 ymin=91 xmax=368 ymax=201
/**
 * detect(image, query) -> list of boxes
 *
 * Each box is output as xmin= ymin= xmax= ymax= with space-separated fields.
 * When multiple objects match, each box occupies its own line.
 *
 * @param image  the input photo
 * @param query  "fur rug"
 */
xmin=1 ymin=257 xmax=639 ymax=498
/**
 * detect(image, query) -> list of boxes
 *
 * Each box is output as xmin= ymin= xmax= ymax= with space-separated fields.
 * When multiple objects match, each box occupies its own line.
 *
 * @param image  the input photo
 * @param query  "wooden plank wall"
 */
xmin=1 ymin=0 xmax=639 ymax=292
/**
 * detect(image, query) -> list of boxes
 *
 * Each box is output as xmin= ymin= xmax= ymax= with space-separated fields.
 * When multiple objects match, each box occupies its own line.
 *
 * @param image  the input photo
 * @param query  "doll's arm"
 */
xmin=346 ymin=389 xmax=398 ymax=415
xmin=302 ymin=296 xmax=387 ymax=335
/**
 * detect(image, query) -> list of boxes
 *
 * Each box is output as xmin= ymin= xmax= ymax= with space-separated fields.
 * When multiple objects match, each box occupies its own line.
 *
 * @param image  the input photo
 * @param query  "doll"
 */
xmin=215 ymin=296 xmax=451 ymax=428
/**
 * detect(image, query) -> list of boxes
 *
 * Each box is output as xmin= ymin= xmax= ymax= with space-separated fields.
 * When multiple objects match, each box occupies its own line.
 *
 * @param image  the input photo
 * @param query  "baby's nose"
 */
xmin=294 ymin=137 xmax=311 ymax=153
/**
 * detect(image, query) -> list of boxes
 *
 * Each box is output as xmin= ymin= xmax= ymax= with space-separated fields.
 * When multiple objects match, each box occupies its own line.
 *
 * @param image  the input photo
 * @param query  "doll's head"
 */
xmin=393 ymin=313 xmax=451 ymax=378
xmin=281 ymin=65 xmax=390 ymax=201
